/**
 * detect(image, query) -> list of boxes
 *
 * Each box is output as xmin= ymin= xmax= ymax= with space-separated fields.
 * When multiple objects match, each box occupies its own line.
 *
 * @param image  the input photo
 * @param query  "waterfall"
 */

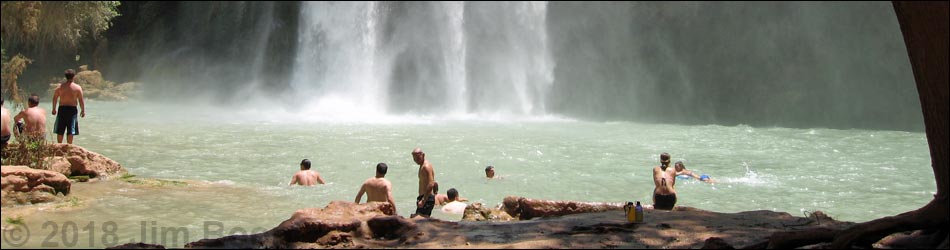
xmin=287 ymin=1 xmax=553 ymax=118
xmin=109 ymin=1 xmax=922 ymax=130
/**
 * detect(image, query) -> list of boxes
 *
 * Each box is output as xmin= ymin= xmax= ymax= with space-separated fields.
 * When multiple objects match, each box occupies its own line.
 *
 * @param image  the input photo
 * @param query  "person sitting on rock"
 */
xmin=12 ymin=94 xmax=47 ymax=143
xmin=441 ymin=188 xmax=468 ymax=214
xmin=355 ymin=163 xmax=397 ymax=215
xmin=1 ymin=96 xmax=11 ymax=153
xmin=289 ymin=159 xmax=325 ymax=186
xmin=652 ymin=153 xmax=677 ymax=210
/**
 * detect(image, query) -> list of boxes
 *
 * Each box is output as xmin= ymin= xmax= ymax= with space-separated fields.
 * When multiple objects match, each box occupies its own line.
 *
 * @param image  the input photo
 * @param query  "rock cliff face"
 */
xmin=1 ymin=166 xmax=71 ymax=205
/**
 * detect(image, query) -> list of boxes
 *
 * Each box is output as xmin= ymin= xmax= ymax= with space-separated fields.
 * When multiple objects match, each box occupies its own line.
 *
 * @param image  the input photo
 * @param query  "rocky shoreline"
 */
xmin=2 ymin=144 xmax=126 ymax=206
xmin=168 ymin=199 xmax=854 ymax=249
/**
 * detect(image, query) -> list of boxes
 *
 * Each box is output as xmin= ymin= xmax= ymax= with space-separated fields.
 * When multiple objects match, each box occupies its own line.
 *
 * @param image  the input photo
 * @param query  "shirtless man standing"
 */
xmin=51 ymin=69 xmax=85 ymax=144
xmin=652 ymin=153 xmax=678 ymax=210
xmin=355 ymin=163 xmax=397 ymax=215
xmin=412 ymin=148 xmax=436 ymax=218
xmin=13 ymin=94 xmax=47 ymax=143
xmin=289 ymin=159 xmax=326 ymax=186
xmin=1 ymin=97 xmax=12 ymax=153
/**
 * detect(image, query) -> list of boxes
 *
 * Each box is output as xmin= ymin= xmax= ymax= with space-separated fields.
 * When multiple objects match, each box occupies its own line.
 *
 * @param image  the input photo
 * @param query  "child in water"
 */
xmin=674 ymin=161 xmax=715 ymax=183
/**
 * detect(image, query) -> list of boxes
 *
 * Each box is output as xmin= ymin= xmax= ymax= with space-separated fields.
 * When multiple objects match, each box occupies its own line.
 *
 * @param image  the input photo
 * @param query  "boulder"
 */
xmin=502 ymin=196 xmax=625 ymax=220
xmin=1 ymin=166 xmax=70 ymax=205
xmin=30 ymin=184 xmax=56 ymax=194
xmin=186 ymin=201 xmax=394 ymax=249
xmin=462 ymin=202 xmax=514 ymax=222
xmin=27 ymin=191 xmax=59 ymax=204
xmin=48 ymin=144 xmax=126 ymax=178
xmin=46 ymin=156 xmax=73 ymax=176
xmin=2 ymin=174 xmax=29 ymax=192
xmin=46 ymin=66 xmax=141 ymax=102
xmin=1 ymin=166 xmax=70 ymax=195
xmin=74 ymin=68 xmax=109 ymax=89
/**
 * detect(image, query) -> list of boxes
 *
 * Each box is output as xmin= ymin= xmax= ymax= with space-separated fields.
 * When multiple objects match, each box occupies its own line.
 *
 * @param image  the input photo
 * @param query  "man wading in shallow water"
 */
xmin=289 ymin=159 xmax=326 ymax=186
xmin=653 ymin=153 xmax=678 ymax=210
xmin=355 ymin=162 xmax=397 ymax=215
xmin=412 ymin=148 xmax=436 ymax=218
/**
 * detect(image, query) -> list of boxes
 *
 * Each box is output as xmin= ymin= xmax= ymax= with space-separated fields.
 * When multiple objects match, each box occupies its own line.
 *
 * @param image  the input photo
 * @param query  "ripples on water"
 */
xmin=2 ymin=101 xmax=933 ymax=248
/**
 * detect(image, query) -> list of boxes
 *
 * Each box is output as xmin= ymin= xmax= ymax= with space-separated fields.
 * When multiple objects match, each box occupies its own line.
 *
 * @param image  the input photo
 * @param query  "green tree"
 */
xmin=1 ymin=1 xmax=119 ymax=104
xmin=1 ymin=1 xmax=120 ymax=51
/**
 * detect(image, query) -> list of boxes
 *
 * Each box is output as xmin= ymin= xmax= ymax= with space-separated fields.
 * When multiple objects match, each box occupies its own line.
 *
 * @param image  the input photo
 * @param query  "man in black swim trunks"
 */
xmin=652 ymin=153 xmax=678 ymax=210
xmin=51 ymin=69 xmax=86 ymax=144
xmin=1 ymin=96 xmax=11 ymax=154
xmin=411 ymin=148 xmax=436 ymax=218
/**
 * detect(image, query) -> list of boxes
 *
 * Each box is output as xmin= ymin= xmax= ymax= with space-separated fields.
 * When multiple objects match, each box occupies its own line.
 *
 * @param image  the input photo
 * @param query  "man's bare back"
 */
xmin=14 ymin=106 xmax=47 ymax=138
xmin=653 ymin=165 xmax=677 ymax=195
xmin=355 ymin=163 xmax=397 ymax=215
xmin=358 ymin=177 xmax=393 ymax=203
xmin=290 ymin=170 xmax=325 ymax=186
xmin=1 ymin=107 xmax=11 ymax=137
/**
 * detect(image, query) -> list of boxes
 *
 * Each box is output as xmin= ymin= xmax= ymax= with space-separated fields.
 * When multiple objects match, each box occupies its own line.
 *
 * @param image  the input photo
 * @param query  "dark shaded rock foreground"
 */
xmin=185 ymin=201 xmax=396 ymax=249
xmin=182 ymin=197 xmax=865 ymax=249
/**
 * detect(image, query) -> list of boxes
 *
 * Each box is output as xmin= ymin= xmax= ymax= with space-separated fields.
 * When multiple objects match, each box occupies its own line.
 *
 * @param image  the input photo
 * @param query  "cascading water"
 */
xmin=285 ymin=2 xmax=554 ymax=118
xmin=108 ymin=1 xmax=922 ymax=130
xmin=289 ymin=2 xmax=386 ymax=118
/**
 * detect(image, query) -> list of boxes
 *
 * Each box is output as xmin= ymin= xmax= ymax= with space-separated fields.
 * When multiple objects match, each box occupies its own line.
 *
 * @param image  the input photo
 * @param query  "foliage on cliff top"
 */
xmin=1 ymin=1 xmax=121 ymax=51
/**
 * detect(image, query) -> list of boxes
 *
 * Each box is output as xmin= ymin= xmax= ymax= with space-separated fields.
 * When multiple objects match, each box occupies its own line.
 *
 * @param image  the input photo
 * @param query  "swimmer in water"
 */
xmin=674 ymin=161 xmax=715 ymax=184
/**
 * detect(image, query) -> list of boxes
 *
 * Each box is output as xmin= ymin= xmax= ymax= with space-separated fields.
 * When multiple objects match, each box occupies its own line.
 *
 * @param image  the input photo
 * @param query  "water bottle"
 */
xmin=635 ymin=201 xmax=644 ymax=223
xmin=624 ymin=202 xmax=636 ymax=223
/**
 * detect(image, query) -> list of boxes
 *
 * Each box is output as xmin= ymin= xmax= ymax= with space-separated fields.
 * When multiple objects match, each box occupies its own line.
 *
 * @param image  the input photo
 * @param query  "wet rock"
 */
xmin=2 ymin=166 xmax=71 ymax=195
xmin=30 ymin=184 xmax=56 ymax=194
xmin=463 ymin=202 xmax=514 ymax=222
xmin=27 ymin=191 xmax=59 ymax=204
xmin=48 ymin=144 xmax=127 ymax=178
xmin=2 ymin=174 xmax=29 ymax=192
xmin=502 ymin=196 xmax=625 ymax=220
xmin=1 ymin=166 xmax=71 ymax=205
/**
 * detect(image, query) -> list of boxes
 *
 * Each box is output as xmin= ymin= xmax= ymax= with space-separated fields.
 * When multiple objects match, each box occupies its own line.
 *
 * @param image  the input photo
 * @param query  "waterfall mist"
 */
xmin=102 ymin=1 xmax=922 ymax=130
